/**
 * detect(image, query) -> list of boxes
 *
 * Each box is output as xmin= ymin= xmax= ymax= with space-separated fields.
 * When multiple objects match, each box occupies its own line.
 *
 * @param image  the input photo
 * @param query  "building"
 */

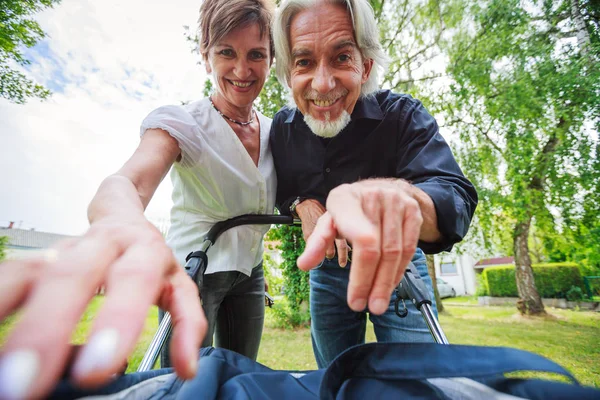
xmin=433 ymin=251 xmax=514 ymax=296
xmin=0 ymin=223 xmax=75 ymax=260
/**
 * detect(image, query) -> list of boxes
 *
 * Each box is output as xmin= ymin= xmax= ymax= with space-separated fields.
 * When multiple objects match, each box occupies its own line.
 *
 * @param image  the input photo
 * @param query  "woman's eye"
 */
xmin=250 ymin=51 xmax=266 ymax=60
xmin=296 ymin=59 xmax=310 ymax=67
xmin=220 ymin=49 xmax=233 ymax=57
xmin=338 ymin=54 xmax=350 ymax=62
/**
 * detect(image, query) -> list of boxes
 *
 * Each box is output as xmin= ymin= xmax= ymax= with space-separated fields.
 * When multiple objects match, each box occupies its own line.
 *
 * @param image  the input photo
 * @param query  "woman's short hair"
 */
xmin=199 ymin=0 xmax=275 ymax=60
xmin=273 ymin=0 xmax=389 ymax=96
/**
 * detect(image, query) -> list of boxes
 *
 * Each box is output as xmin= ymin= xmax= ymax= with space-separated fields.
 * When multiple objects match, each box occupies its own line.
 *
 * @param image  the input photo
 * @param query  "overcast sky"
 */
xmin=0 ymin=0 xmax=208 ymax=235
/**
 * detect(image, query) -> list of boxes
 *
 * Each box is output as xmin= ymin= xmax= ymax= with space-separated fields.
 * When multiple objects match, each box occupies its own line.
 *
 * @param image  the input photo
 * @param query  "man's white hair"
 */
xmin=273 ymin=0 xmax=390 ymax=96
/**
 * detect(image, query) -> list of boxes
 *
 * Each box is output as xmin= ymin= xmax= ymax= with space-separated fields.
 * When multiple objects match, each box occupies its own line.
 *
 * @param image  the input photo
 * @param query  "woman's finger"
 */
xmin=0 ymin=236 xmax=122 ymax=399
xmin=70 ymin=240 xmax=173 ymax=386
xmin=161 ymin=268 xmax=206 ymax=379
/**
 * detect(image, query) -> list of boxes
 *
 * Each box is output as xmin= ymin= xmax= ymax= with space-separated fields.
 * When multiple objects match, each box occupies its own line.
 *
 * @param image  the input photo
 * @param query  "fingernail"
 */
xmin=349 ymin=298 xmax=367 ymax=311
xmin=72 ymin=329 xmax=120 ymax=379
xmin=338 ymin=260 xmax=347 ymax=268
xmin=0 ymin=350 xmax=40 ymax=400
xmin=370 ymin=298 xmax=389 ymax=314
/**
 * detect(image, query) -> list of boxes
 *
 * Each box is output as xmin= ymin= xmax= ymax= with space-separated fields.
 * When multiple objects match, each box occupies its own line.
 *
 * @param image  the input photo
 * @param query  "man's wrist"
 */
xmin=289 ymin=196 xmax=307 ymax=218
xmin=295 ymin=198 xmax=324 ymax=220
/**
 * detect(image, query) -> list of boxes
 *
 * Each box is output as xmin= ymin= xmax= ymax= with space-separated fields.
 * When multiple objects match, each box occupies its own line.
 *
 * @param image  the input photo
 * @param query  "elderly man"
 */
xmin=270 ymin=0 xmax=478 ymax=367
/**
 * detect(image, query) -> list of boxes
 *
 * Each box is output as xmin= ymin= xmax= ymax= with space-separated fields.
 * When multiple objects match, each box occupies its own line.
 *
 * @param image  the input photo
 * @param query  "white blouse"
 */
xmin=140 ymin=98 xmax=277 ymax=276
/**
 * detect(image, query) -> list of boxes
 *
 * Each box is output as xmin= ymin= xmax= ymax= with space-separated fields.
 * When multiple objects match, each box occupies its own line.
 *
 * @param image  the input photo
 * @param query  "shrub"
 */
xmin=482 ymin=262 xmax=585 ymax=298
xmin=566 ymin=286 xmax=585 ymax=302
xmin=267 ymin=296 xmax=310 ymax=329
xmin=263 ymin=253 xmax=284 ymax=295
xmin=475 ymin=273 xmax=489 ymax=296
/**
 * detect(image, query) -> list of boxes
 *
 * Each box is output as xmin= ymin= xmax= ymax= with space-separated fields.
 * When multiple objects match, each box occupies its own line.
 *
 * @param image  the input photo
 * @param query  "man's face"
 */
xmin=289 ymin=3 xmax=373 ymax=132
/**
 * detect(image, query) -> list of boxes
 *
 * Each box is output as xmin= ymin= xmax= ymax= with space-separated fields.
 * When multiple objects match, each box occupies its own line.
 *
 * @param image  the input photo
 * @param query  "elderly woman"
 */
xmin=0 ymin=0 xmax=276 ymax=398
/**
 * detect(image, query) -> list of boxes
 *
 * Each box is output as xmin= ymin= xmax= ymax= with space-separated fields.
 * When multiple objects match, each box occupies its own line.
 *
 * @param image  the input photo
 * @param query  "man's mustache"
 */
xmin=303 ymin=88 xmax=349 ymax=102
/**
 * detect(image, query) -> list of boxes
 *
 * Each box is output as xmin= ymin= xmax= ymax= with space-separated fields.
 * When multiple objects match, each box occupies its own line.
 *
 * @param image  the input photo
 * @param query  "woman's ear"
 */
xmin=204 ymin=54 xmax=212 ymax=74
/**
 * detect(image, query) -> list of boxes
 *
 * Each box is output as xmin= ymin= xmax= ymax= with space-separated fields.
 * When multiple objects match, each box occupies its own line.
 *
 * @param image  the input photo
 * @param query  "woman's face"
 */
xmin=205 ymin=23 xmax=271 ymax=109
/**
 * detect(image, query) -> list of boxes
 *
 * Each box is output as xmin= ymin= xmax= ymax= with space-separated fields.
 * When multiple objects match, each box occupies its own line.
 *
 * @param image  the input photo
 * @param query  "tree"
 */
xmin=426 ymin=254 xmax=444 ymax=312
xmin=439 ymin=0 xmax=600 ymax=315
xmin=0 ymin=0 xmax=61 ymax=104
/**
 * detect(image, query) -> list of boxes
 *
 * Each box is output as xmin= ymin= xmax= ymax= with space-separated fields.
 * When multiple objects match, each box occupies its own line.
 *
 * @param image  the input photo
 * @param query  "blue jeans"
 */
xmin=159 ymin=263 xmax=265 ymax=367
xmin=309 ymin=248 xmax=437 ymax=368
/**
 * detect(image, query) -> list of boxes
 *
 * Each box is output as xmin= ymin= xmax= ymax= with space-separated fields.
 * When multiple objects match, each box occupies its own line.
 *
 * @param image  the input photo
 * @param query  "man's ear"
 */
xmin=362 ymin=58 xmax=374 ymax=84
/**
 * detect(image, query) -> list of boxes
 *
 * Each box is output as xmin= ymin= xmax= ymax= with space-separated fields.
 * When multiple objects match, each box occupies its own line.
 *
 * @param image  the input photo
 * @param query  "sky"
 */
xmin=0 ymin=0 xmax=209 ymax=235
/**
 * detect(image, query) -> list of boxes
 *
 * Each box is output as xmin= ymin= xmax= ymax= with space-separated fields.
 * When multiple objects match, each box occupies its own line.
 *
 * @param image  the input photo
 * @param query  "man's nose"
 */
xmin=234 ymin=58 xmax=252 ymax=80
xmin=311 ymin=62 xmax=335 ymax=94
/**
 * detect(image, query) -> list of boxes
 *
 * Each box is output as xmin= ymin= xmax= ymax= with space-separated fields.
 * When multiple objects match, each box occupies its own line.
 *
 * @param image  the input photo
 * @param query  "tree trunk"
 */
xmin=513 ymin=218 xmax=546 ymax=315
xmin=426 ymin=254 xmax=444 ymax=313
xmin=571 ymin=0 xmax=591 ymax=55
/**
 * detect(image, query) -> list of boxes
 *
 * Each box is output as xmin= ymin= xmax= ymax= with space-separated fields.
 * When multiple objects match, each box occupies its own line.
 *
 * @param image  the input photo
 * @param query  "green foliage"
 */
xmin=256 ymin=70 xmax=287 ymax=118
xmin=0 ymin=0 xmax=61 ymax=103
xmin=433 ymin=0 xmax=600 ymax=307
xmin=475 ymin=273 xmax=489 ymax=296
xmin=0 ymin=236 xmax=7 ymax=261
xmin=482 ymin=263 xmax=585 ymax=298
xmin=266 ymin=225 xmax=309 ymax=312
xmin=566 ymin=286 xmax=586 ymax=302
xmin=267 ymin=296 xmax=310 ymax=329
xmin=263 ymin=253 xmax=283 ymax=295
xmin=202 ymin=78 xmax=213 ymax=98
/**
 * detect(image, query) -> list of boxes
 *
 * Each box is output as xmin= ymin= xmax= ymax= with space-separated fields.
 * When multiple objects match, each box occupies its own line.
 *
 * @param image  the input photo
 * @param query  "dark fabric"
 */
xmin=51 ymin=344 xmax=599 ymax=399
xmin=159 ymin=263 xmax=265 ymax=367
xmin=270 ymin=90 xmax=478 ymax=253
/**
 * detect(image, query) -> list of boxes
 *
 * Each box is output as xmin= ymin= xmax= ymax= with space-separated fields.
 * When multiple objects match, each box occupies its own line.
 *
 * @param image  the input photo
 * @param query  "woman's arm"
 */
xmin=0 ymin=128 xmax=206 ymax=399
xmin=89 ymin=128 xmax=180 ymax=224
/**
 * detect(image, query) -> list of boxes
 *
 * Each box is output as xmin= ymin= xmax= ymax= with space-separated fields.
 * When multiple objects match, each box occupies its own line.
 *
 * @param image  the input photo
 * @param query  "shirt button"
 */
xmin=325 ymin=168 xmax=331 ymax=173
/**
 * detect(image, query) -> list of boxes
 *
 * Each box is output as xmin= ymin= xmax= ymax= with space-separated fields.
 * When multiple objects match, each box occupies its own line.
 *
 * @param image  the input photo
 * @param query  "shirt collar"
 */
xmin=283 ymin=93 xmax=384 ymax=124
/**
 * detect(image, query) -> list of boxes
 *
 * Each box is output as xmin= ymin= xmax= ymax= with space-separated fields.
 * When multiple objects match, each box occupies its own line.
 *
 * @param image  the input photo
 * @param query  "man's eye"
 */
xmin=337 ymin=54 xmax=350 ymax=62
xmin=296 ymin=59 xmax=310 ymax=67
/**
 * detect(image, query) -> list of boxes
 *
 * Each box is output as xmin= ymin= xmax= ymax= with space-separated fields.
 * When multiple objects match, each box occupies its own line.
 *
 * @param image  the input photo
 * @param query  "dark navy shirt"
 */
xmin=270 ymin=90 xmax=478 ymax=254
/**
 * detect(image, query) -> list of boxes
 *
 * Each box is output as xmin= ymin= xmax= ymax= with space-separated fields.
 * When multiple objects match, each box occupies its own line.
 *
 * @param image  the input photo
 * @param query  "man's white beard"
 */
xmin=304 ymin=110 xmax=351 ymax=138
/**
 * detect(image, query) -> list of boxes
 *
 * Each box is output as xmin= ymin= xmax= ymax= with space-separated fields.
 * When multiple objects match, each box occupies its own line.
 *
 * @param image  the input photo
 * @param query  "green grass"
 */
xmin=1 ymin=299 xmax=598 ymax=387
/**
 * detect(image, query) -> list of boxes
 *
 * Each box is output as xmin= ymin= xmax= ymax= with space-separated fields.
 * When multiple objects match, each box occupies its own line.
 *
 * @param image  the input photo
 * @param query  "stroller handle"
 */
xmin=138 ymin=213 xmax=449 ymax=372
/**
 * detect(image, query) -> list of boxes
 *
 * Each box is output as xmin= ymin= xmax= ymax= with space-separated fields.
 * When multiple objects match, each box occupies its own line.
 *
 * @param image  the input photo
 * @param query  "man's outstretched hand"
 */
xmin=297 ymin=179 xmax=432 ymax=315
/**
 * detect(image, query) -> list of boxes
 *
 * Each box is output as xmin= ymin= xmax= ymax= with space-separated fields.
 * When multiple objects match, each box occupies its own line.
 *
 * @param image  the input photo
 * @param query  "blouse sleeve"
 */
xmin=140 ymin=105 xmax=201 ymax=167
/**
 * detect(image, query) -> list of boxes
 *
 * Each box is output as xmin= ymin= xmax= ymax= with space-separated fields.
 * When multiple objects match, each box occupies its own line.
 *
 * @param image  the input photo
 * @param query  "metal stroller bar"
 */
xmin=138 ymin=214 xmax=449 ymax=372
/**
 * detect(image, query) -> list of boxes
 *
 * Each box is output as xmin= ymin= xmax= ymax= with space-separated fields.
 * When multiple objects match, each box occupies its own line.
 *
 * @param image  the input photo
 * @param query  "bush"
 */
xmin=267 ymin=296 xmax=310 ymax=329
xmin=482 ymin=262 xmax=585 ymax=298
xmin=475 ymin=273 xmax=489 ymax=296
xmin=566 ymin=286 xmax=585 ymax=302
xmin=263 ymin=254 xmax=283 ymax=295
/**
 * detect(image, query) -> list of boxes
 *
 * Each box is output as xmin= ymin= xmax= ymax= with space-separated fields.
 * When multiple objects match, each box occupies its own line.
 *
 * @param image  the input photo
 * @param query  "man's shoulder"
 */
xmin=371 ymin=90 xmax=420 ymax=115
xmin=273 ymin=105 xmax=296 ymax=125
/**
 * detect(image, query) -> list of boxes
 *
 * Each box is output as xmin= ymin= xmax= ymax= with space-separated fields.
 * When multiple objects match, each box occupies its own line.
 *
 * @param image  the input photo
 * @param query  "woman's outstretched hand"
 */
xmin=0 ymin=219 xmax=207 ymax=399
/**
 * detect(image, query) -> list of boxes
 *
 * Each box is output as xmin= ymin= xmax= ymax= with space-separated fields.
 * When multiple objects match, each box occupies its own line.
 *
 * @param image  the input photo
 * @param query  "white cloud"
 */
xmin=0 ymin=0 xmax=208 ymax=235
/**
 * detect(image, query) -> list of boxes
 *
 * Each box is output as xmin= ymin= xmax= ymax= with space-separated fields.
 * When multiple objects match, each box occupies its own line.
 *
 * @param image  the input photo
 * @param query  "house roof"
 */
xmin=0 ymin=228 xmax=75 ymax=249
xmin=474 ymin=256 xmax=514 ymax=268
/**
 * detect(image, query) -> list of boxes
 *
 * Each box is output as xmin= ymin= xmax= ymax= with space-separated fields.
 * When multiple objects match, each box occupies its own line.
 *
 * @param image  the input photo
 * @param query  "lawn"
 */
xmin=1 ymin=298 xmax=599 ymax=387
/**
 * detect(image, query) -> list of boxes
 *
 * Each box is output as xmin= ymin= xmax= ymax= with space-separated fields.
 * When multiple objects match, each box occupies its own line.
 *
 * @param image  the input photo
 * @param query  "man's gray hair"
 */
xmin=273 ymin=0 xmax=390 ymax=96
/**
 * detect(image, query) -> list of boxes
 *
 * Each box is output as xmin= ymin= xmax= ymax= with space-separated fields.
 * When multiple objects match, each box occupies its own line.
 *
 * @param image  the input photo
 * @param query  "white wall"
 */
xmin=434 ymin=252 xmax=478 ymax=295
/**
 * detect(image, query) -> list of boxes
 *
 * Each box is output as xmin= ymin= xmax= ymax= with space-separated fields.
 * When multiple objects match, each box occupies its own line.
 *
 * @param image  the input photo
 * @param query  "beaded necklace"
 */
xmin=209 ymin=97 xmax=255 ymax=126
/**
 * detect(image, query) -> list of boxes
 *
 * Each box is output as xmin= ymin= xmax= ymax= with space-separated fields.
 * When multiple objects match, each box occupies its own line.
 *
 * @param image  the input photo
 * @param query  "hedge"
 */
xmin=481 ymin=262 xmax=585 ymax=298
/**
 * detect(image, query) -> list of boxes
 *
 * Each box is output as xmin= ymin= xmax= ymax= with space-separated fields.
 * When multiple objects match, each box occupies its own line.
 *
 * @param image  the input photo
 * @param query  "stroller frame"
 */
xmin=137 ymin=214 xmax=448 ymax=372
